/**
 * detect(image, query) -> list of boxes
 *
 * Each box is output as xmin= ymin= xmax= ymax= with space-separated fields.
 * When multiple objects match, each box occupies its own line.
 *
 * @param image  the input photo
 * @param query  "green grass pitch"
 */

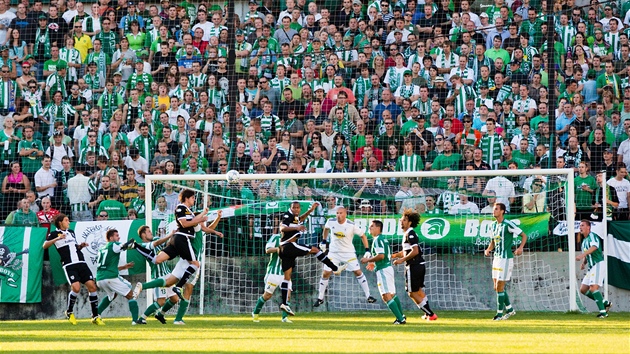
xmin=1 ymin=311 xmax=629 ymax=353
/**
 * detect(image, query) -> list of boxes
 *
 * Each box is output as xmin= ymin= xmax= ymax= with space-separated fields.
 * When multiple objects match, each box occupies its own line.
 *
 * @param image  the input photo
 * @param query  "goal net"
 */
xmin=145 ymin=168 xmax=578 ymax=315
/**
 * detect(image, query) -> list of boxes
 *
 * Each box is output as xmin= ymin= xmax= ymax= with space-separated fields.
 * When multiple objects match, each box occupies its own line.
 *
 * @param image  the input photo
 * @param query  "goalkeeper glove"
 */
xmin=363 ymin=248 xmax=371 ymax=259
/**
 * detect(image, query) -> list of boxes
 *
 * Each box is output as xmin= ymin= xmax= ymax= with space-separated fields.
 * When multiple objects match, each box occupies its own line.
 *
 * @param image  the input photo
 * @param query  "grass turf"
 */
xmin=1 ymin=311 xmax=629 ymax=353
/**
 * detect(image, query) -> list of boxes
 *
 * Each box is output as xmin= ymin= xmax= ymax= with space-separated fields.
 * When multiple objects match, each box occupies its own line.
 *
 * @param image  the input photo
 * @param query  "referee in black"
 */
xmin=392 ymin=209 xmax=438 ymax=321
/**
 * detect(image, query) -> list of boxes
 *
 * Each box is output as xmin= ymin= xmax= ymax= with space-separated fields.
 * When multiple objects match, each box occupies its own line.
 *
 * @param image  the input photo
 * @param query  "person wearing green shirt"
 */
xmin=128 ymin=184 xmax=147 ymax=219
xmin=511 ymin=139 xmax=536 ymax=169
xmin=361 ymin=220 xmax=406 ymax=324
xmin=431 ymin=140 xmax=462 ymax=188
xmin=95 ymin=229 xmax=140 ymax=324
xmin=96 ymin=188 xmax=128 ymax=220
xmin=484 ymin=202 xmax=527 ymax=321
xmin=575 ymin=161 xmax=598 ymax=220
xmin=17 ymin=126 xmax=44 ymax=176
xmin=596 ymin=61 xmax=622 ymax=101
xmin=251 ymin=233 xmax=294 ymax=323
xmin=131 ymin=210 xmax=223 ymax=325
xmin=12 ymin=198 xmax=39 ymax=226
xmin=484 ymin=36 xmax=510 ymax=68
xmin=576 ymin=220 xmax=612 ymax=318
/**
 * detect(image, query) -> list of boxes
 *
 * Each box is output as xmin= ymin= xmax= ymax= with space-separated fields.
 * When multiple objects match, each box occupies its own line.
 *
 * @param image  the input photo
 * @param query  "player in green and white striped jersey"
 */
xmin=576 ymin=220 xmax=612 ymax=318
xmin=132 ymin=210 xmax=223 ymax=325
xmin=95 ymin=229 xmax=139 ymax=325
xmin=251 ymin=233 xmax=293 ymax=323
xmin=484 ymin=203 xmax=527 ymax=320
xmin=134 ymin=225 xmax=179 ymax=324
xmin=361 ymin=220 xmax=406 ymax=324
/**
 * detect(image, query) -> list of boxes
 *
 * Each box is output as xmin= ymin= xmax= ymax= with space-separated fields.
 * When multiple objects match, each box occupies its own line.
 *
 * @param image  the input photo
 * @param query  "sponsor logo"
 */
xmin=420 ymin=218 xmax=450 ymax=240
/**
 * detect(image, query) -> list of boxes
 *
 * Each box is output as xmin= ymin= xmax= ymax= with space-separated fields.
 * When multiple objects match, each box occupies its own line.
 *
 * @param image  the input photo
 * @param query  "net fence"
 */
xmin=150 ymin=170 xmax=574 ymax=314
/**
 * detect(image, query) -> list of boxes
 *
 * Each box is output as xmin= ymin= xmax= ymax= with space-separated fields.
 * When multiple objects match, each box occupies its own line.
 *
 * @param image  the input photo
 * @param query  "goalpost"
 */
xmin=145 ymin=168 xmax=579 ymax=315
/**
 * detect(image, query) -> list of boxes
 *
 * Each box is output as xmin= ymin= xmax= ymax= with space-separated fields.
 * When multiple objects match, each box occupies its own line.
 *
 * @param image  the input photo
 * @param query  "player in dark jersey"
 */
xmin=43 ymin=213 xmax=120 ymax=325
xmin=278 ymin=201 xmax=345 ymax=317
xmin=153 ymin=189 xmax=208 ymax=299
xmin=392 ymin=208 xmax=438 ymax=321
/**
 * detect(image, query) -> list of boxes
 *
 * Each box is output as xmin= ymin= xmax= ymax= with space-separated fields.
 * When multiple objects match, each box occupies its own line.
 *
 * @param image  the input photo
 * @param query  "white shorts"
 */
xmin=492 ymin=258 xmax=514 ymax=281
xmin=323 ymin=252 xmax=361 ymax=272
xmin=97 ymin=276 xmax=132 ymax=301
xmin=264 ymin=274 xmax=285 ymax=294
xmin=376 ymin=266 xmax=396 ymax=296
xmin=171 ymin=258 xmax=200 ymax=286
xmin=154 ymin=275 xmax=176 ymax=300
xmin=582 ymin=262 xmax=605 ymax=287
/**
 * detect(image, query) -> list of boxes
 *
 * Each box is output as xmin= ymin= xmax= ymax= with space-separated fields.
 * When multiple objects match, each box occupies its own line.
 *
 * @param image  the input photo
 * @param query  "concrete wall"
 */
xmin=2 ymin=253 xmax=628 ymax=321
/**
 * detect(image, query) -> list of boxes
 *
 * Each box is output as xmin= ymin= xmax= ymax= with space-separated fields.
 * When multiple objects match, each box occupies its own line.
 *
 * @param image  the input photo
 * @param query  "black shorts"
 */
xmin=161 ymin=233 xmax=196 ymax=262
xmin=279 ymin=242 xmax=311 ymax=272
xmin=64 ymin=262 xmax=94 ymax=285
xmin=405 ymin=263 xmax=426 ymax=293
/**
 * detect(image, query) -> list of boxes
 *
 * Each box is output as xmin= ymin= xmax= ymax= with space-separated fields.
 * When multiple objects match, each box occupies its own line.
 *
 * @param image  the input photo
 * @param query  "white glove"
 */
xmin=319 ymin=242 xmax=327 ymax=253
xmin=363 ymin=251 xmax=372 ymax=259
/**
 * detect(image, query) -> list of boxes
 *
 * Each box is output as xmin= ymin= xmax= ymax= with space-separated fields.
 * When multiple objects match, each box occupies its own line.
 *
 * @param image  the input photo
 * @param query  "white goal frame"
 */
xmin=145 ymin=168 xmax=579 ymax=313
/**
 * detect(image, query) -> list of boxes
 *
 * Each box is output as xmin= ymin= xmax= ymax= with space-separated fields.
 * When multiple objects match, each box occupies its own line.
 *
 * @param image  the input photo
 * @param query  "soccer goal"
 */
xmin=145 ymin=168 xmax=579 ymax=315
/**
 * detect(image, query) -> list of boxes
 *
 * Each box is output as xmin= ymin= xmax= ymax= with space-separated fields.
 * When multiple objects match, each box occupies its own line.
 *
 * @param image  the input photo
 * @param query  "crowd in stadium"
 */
xmin=0 ymin=0 xmax=628 ymax=224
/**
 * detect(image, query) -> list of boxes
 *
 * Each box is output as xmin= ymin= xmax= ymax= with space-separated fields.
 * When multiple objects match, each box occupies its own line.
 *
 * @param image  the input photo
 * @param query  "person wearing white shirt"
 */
xmin=166 ymin=96 xmax=190 ymax=126
xmin=607 ymin=164 xmax=630 ymax=220
xmin=124 ymin=148 xmax=149 ymax=184
xmin=448 ymin=189 xmax=480 ymax=215
xmin=191 ymin=10 xmax=213 ymax=42
xmin=306 ymin=146 xmax=332 ymax=174
xmin=34 ymin=156 xmax=57 ymax=199
xmin=484 ymin=172 xmax=516 ymax=212
xmin=616 ymin=126 xmax=630 ymax=169
xmin=67 ymin=164 xmax=94 ymax=221
xmin=62 ymin=0 xmax=78 ymax=24
xmin=314 ymin=207 xmax=376 ymax=307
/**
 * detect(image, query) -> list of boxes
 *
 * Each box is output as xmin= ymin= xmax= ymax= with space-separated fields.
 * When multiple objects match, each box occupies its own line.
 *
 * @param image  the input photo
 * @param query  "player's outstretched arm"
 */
xmin=299 ymin=202 xmax=319 ymax=222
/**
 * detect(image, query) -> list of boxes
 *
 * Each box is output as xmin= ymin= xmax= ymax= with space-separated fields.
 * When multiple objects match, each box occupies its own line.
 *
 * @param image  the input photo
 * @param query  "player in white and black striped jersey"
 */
xmin=43 ymin=213 xmax=110 ymax=325
xmin=392 ymin=209 xmax=438 ymax=321
xmin=278 ymin=201 xmax=345 ymax=317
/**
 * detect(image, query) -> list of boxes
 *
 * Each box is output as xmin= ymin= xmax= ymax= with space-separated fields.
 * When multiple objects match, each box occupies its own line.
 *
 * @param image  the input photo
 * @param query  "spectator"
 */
xmin=96 ymin=187 xmax=127 ymax=220
xmin=12 ymin=198 xmax=39 ymax=226
xmin=36 ymin=196 xmax=60 ymax=232
xmin=1 ymin=161 xmax=30 ymax=219
xmin=66 ymin=163 xmax=94 ymax=221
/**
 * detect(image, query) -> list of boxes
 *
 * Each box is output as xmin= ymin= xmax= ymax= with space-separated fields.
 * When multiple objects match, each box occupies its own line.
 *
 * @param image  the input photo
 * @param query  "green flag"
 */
xmin=607 ymin=222 xmax=630 ymax=290
xmin=0 ymin=227 xmax=47 ymax=303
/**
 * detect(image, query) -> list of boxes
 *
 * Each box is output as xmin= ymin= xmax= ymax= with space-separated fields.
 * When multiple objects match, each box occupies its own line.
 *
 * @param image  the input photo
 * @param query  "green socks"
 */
xmin=393 ymin=295 xmax=403 ymax=314
xmin=387 ymin=299 xmax=405 ymax=322
xmin=161 ymin=298 xmax=176 ymax=314
xmin=253 ymin=296 xmax=266 ymax=315
xmin=128 ymin=299 xmax=139 ymax=321
xmin=592 ymin=290 xmax=606 ymax=312
xmin=144 ymin=301 xmax=161 ymax=317
xmin=496 ymin=292 xmax=506 ymax=314
xmin=584 ymin=290 xmax=595 ymax=301
xmin=142 ymin=278 xmax=167 ymax=290
xmin=503 ymin=290 xmax=512 ymax=311
xmin=175 ymin=299 xmax=189 ymax=321
xmin=97 ymin=296 xmax=112 ymax=315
